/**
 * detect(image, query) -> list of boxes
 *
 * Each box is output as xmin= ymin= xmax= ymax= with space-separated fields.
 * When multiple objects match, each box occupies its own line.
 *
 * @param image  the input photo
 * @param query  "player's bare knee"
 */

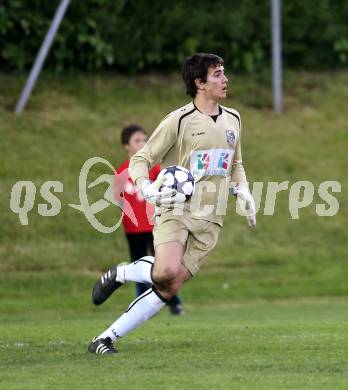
xmin=152 ymin=266 xmax=178 ymax=285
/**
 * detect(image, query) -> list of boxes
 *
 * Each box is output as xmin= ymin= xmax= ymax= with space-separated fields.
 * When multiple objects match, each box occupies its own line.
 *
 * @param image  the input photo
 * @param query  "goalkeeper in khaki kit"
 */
xmin=88 ymin=53 xmax=256 ymax=354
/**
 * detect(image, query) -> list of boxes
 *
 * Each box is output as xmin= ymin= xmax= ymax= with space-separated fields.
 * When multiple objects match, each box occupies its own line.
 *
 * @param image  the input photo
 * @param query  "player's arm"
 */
xmin=230 ymin=125 xmax=256 ymax=228
xmin=230 ymin=137 xmax=247 ymax=185
xmin=129 ymin=113 xmax=182 ymax=205
xmin=129 ymin=113 xmax=177 ymax=184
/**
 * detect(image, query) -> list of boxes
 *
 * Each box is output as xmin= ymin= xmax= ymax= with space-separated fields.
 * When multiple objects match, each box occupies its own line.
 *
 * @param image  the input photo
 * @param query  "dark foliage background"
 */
xmin=0 ymin=0 xmax=347 ymax=73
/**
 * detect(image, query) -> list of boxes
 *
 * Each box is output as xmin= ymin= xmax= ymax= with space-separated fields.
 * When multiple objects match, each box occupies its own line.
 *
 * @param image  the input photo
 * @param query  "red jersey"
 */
xmin=115 ymin=160 xmax=161 ymax=234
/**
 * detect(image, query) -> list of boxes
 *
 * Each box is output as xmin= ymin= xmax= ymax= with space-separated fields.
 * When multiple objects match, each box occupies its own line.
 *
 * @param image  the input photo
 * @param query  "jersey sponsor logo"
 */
xmin=226 ymin=130 xmax=236 ymax=146
xmin=218 ymin=152 xmax=229 ymax=170
xmin=190 ymin=149 xmax=234 ymax=178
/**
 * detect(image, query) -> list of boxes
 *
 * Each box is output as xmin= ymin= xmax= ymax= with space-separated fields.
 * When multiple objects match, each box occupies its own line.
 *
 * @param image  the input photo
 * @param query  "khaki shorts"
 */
xmin=153 ymin=212 xmax=221 ymax=275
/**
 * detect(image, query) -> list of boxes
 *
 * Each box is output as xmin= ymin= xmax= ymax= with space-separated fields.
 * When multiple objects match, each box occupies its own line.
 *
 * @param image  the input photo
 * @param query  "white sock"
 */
xmin=116 ymin=256 xmax=154 ymax=284
xmin=97 ymin=288 xmax=166 ymax=341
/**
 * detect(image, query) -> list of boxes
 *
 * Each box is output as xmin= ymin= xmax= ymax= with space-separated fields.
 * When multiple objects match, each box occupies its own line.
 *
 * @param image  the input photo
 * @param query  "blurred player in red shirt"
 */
xmin=115 ymin=124 xmax=183 ymax=315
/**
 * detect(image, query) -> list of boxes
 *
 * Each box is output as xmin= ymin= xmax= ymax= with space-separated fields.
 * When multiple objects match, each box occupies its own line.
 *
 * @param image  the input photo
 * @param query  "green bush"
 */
xmin=0 ymin=0 xmax=347 ymax=73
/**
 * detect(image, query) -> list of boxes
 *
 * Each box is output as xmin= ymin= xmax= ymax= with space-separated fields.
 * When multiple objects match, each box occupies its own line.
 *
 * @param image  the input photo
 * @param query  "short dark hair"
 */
xmin=121 ymin=124 xmax=146 ymax=145
xmin=182 ymin=53 xmax=224 ymax=98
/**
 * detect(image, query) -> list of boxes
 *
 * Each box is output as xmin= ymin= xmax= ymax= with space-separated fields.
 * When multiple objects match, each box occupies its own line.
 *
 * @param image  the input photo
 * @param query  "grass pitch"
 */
xmin=1 ymin=291 xmax=347 ymax=390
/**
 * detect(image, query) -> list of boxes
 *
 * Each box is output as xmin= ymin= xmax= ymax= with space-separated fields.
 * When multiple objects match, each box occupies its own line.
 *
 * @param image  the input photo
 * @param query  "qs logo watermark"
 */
xmin=69 ymin=157 xmax=127 ymax=233
xmin=9 ymin=156 xmax=342 ymax=233
xmin=9 ymin=157 xmax=141 ymax=233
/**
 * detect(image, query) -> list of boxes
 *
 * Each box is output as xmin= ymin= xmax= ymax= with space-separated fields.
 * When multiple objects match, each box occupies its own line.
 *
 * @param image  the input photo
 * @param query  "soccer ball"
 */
xmin=160 ymin=165 xmax=195 ymax=200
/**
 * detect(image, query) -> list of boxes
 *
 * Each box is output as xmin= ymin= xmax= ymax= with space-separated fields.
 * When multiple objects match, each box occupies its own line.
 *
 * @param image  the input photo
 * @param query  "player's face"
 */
xmin=204 ymin=65 xmax=228 ymax=100
xmin=126 ymin=131 xmax=147 ymax=156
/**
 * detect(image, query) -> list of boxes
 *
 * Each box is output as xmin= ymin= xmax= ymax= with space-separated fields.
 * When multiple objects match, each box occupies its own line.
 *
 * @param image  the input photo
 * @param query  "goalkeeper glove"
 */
xmin=232 ymin=184 xmax=256 ymax=228
xmin=140 ymin=170 xmax=186 ymax=207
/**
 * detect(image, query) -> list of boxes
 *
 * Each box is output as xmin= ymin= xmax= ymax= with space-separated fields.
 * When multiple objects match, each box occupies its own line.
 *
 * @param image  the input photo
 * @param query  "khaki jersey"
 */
xmin=129 ymin=101 xmax=248 ymax=226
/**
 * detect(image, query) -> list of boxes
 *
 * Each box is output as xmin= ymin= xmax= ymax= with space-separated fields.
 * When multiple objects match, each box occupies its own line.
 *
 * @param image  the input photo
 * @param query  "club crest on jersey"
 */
xmin=226 ymin=130 xmax=235 ymax=146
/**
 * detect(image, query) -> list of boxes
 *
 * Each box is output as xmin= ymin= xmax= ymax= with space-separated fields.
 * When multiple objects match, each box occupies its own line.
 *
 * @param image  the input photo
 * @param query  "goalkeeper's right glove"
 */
xmin=140 ymin=170 xmax=186 ymax=207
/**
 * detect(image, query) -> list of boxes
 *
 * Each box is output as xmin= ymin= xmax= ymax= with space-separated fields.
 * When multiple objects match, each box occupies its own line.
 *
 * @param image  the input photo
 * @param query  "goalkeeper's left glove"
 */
xmin=231 ymin=184 xmax=256 ymax=228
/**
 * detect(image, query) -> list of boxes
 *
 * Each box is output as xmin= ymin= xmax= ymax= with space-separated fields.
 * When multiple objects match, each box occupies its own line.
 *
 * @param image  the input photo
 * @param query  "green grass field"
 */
xmin=1 ymin=297 xmax=347 ymax=390
xmin=0 ymin=71 xmax=348 ymax=389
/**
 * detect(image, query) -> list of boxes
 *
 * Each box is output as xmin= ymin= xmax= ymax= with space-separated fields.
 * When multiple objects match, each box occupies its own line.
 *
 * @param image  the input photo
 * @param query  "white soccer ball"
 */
xmin=161 ymin=165 xmax=195 ymax=200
